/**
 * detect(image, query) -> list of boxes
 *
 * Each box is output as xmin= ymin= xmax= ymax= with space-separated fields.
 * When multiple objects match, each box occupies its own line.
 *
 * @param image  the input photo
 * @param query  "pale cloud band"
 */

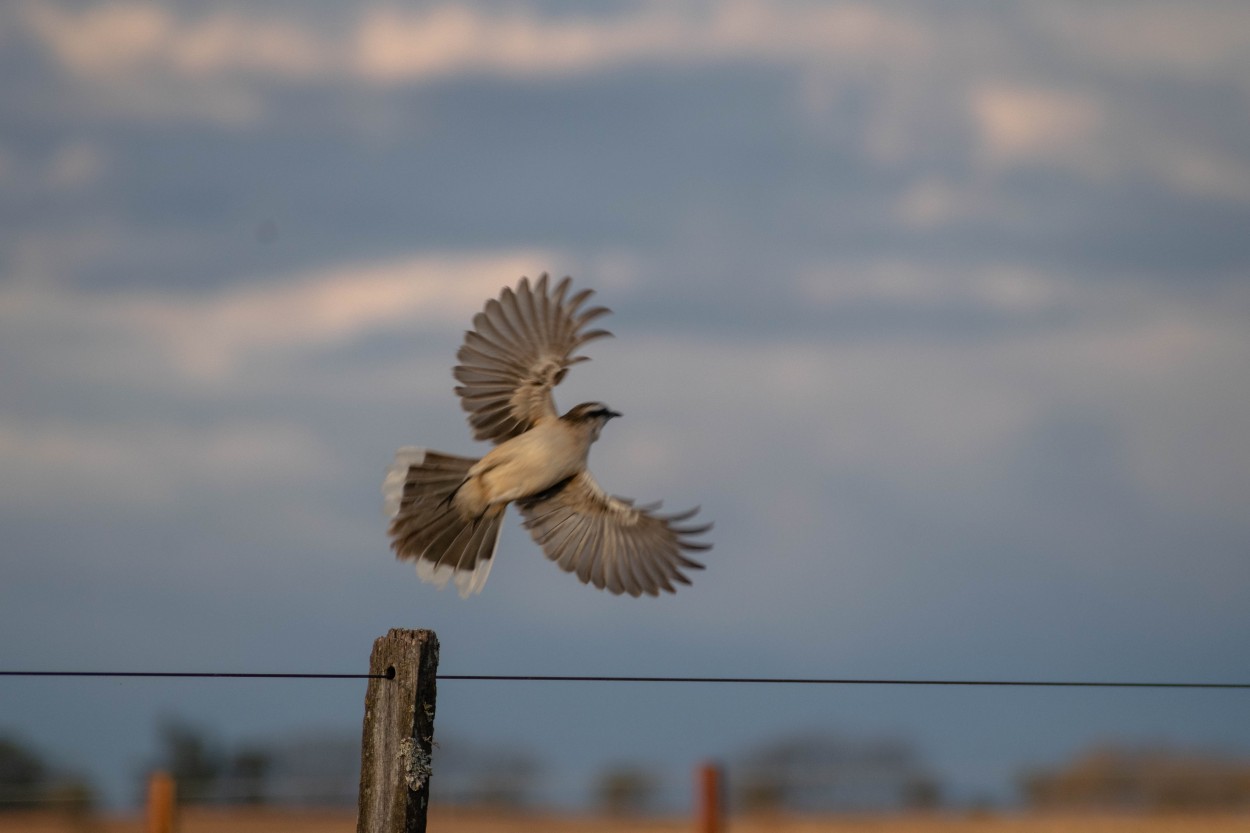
xmin=14 ymin=1 xmax=1250 ymax=197
xmin=18 ymin=1 xmax=928 ymax=84
xmin=1 ymin=249 xmax=554 ymax=382
xmin=23 ymin=2 xmax=1248 ymax=89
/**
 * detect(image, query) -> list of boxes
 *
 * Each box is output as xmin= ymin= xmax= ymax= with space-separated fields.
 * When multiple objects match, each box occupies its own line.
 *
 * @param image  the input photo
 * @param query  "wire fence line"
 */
xmin=1 ymin=670 xmax=1248 ymax=689
xmin=437 ymin=675 xmax=1250 ymax=689
xmin=0 ymin=671 xmax=389 ymax=679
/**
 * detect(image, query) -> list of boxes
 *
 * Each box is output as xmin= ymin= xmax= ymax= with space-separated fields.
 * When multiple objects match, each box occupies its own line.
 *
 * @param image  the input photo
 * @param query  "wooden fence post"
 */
xmin=357 ymin=629 xmax=440 ymax=833
xmin=145 ymin=771 xmax=175 ymax=833
xmin=697 ymin=761 xmax=723 ymax=833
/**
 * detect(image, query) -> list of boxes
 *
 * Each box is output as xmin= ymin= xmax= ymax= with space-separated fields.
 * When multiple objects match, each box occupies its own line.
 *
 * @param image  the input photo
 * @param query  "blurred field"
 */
xmin=2 ymin=808 xmax=1249 ymax=833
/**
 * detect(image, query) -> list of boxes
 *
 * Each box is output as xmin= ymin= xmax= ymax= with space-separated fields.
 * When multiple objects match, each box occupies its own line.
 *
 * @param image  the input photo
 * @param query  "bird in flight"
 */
xmin=384 ymin=274 xmax=711 ymax=597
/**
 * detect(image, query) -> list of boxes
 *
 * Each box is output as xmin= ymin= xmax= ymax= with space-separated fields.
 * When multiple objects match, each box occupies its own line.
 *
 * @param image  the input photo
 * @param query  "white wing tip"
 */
xmin=382 ymin=446 xmax=427 ymax=519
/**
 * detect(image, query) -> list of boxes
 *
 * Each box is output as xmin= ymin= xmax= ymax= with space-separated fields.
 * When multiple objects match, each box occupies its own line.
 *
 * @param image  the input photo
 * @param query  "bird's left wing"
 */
xmin=516 ymin=470 xmax=711 ymax=596
xmin=454 ymin=274 xmax=612 ymax=445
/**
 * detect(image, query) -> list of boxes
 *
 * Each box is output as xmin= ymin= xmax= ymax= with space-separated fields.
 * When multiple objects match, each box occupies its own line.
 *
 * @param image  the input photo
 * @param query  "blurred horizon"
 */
xmin=3 ymin=0 xmax=1249 ymax=813
xmin=6 ymin=713 xmax=1250 ymax=814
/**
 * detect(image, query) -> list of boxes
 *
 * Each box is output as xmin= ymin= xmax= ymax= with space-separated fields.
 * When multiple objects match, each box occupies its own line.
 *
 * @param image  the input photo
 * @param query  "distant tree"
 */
xmin=431 ymin=738 xmax=543 ymax=808
xmin=1021 ymin=744 xmax=1250 ymax=811
xmin=736 ymin=770 xmax=786 ymax=813
xmin=901 ymin=774 xmax=942 ymax=810
xmin=595 ymin=764 xmax=657 ymax=815
xmin=227 ymin=747 xmax=272 ymax=805
xmin=473 ymin=750 xmax=541 ymax=808
xmin=153 ymin=718 xmax=224 ymax=804
xmin=265 ymin=733 xmax=359 ymax=806
xmin=143 ymin=722 xmax=359 ymax=808
xmin=734 ymin=733 xmax=941 ymax=813
xmin=0 ymin=734 xmax=97 ymax=819
xmin=42 ymin=777 xmax=97 ymax=822
xmin=0 ymin=735 xmax=48 ymax=811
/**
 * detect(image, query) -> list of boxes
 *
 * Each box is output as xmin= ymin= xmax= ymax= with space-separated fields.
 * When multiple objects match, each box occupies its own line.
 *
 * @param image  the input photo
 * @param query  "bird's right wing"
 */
xmin=454 ymin=274 xmax=612 ymax=445
xmin=517 ymin=470 xmax=711 ymax=597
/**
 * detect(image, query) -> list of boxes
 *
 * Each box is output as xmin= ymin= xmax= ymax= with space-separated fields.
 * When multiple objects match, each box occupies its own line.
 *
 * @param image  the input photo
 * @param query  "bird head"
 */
xmin=563 ymin=401 xmax=621 ymax=441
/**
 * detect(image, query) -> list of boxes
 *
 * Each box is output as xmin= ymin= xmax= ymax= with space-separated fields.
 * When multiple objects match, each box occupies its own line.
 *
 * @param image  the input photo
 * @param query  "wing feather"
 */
xmin=613 ymin=525 xmax=645 ymax=597
xmin=558 ymin=514 xmax=592 ymax=573
xmin=454 ymin=275 xmax=613 ymax=444
xmin=517 ymin=471 xmax=710 ymax=597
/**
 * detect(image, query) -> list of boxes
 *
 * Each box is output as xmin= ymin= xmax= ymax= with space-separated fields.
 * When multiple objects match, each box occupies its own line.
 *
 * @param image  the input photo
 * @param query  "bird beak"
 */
xmin=607 ymin=410 xmax=622 ymax=419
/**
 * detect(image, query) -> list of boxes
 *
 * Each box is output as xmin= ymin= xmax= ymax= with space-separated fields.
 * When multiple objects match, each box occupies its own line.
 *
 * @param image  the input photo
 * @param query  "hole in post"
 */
xmin=386 ymin=666 xmax=396 ymax=680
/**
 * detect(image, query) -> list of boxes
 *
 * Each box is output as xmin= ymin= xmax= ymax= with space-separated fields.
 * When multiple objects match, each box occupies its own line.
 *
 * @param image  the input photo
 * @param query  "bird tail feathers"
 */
xmin=383 ymin=447 xmax=503 ymax=598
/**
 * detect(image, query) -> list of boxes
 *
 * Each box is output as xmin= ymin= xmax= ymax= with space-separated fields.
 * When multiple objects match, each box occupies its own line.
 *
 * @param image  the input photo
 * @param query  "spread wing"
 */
xmin=454 ymin=274 xmax=612 ymax=445
xmin=517 ymin=471 xmax=711 ymax=597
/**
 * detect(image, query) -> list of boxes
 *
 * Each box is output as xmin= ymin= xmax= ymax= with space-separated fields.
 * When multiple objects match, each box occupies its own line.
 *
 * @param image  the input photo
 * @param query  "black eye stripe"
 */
xmin=563 ymin=402 xmax=614 ymax=421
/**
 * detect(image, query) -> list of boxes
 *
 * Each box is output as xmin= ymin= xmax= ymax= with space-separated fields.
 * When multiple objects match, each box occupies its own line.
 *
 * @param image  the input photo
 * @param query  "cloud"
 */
xmin=46 ymin=140 xmax=106 ymax=189
xmin=968 ymin=83 xmax=1104 ymax=171
xmin=0 ymin=253 xmax=572 ymax=520
xmin=797 ymin=259 xmax=1073 ymax=314
xmin=0 ymin=416 xmax=334 ymax=513
xmin=532 ymin=270 xmax=1247 ymax=653
xmin=587 ymin=267 xmax=1250 ymax=531
xmin=19 ymin=1 xmax=323 ymax=80
xmin=18 ymin=0 xmax=929 ymax=86
xmin=1037 ymin=3 xmax=1250 ymax=85
xmin=354 ymin=1 xmax=930 ymax=82
xmin=966 ymin=77 xmax=1250 ymax=200
xmin=14 ymin=1 xmax=320 ymax=124
xmin=1 ymin=248 xmax=555 ymax=384
xmin=17 ymin=1 xmax=1249 ymax=201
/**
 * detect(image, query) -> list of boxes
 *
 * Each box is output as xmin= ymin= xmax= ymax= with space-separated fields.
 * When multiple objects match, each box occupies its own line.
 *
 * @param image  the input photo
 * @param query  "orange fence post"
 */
xmin=146 ymin=771 xmax=175 ymax=833
xmin=697 ymin=761 xmax=723 ymax=833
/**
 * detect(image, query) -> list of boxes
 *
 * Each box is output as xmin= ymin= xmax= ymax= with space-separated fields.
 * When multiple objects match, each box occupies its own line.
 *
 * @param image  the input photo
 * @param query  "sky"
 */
xmin=2 ymin=0 xmax=1250 ymax=812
